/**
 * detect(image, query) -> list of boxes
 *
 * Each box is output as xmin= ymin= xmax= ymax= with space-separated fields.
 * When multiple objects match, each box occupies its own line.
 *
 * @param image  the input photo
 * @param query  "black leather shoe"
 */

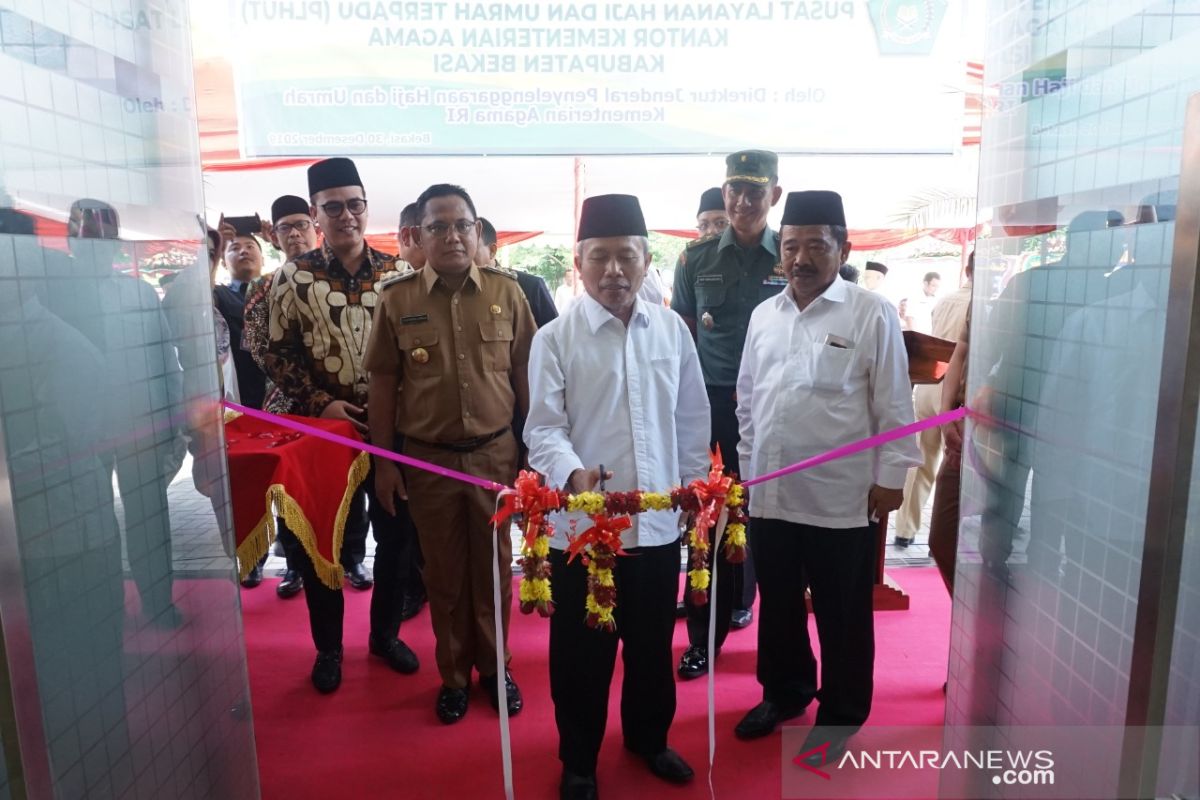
xmin=276 ymin=569 xmax=303 ymax=598
xmin=368 ymin=634 xmax=419 ymax=674
xmin=642 ymin=748 xmax=694 ymax=785
xmin=311 ymin=648 xmax=343 ymax=694
xmin=798 ymin=729 xmax=850 ymax=768
xmin=480 ymin=670 xmax=523 ymax=716
xmin=559 ymin=769 xmax=598 ymax=800
xmin=344 ymin=562 xmax=373 ymax=590
xmin=677 ymin=645 xmax=713 ymax=680
xmin=240 ymin=565 xmax=263 ymax=589
xmin=893 ymin=536 xmax=913 ymax=549
xmin=436 ymin=686 xmax=469 ymax=724
xmin=400 ymin=591 xmax=427 ymax=621
xmin=730 ymin=608 xmax=753 ymax=629
xmin=734 ymin=700 xmax=809 ymax=740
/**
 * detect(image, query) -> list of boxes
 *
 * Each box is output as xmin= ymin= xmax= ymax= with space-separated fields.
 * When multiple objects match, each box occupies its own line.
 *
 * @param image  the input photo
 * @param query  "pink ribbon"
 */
xmin=224 ymin=402 xmax=968 ymax=494
xmin=740 ymin=407 xmax=969 ymax=488
xmin=222 ymin=402 xmax=507 ymax=492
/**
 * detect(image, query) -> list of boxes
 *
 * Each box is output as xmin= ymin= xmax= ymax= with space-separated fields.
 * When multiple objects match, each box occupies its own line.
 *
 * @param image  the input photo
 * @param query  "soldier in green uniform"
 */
xmin=670 ymin=150 xmax=785 ymax=679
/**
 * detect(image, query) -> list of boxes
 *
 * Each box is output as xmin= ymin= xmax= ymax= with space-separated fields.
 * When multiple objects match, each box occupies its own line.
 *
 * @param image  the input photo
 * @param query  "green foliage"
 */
xmin=506 ymin=243 xmax=570 ymax=289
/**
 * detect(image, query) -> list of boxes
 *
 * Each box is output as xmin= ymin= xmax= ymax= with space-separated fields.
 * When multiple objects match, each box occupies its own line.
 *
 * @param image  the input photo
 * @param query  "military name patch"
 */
xmin=400 ymin=314 xmax=429 ymax=325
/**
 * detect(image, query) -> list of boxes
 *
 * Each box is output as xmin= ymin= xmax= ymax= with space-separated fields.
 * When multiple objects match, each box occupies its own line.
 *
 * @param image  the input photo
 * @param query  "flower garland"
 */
xmin=491 ymin=451 xmax=746 ymax=629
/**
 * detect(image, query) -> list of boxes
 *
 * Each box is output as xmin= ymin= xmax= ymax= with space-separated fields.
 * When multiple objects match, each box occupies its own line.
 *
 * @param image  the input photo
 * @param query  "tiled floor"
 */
xmin=115 ymin=456 xmax=937 ymax=577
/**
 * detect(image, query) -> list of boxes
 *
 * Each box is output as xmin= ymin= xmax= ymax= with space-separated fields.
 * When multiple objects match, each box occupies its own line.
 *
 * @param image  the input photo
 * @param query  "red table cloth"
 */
xmin=225 ymin=412 xmax=369 ymax=589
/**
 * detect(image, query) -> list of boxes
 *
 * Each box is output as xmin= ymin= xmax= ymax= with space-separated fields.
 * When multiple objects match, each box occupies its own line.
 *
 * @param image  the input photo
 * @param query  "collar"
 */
xmin=321 ymin=240 xmax=377 ymax=279
xmin=718 ymin=224 xmax=778 ymax=257
xmin=779 ymin=271 xmax=847 ymax=312
xmin=580 ymin=292 xmax=650 ymax=334
xmin=420 ymin=262 xmax=482 ymax=295
xmin=227 ymin=278 xmax=246 ymax=293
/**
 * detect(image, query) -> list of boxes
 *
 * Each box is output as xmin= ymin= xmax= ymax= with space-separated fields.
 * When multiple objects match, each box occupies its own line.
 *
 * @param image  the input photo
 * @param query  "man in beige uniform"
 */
xmin=366 ymin=183 xmax=536 ymax=725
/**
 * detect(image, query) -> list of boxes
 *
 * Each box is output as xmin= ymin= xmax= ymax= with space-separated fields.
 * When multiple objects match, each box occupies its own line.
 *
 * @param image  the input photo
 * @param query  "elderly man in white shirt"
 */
xmin=526 ymin=194 xmax=711 ymax=800
xmin=733 ymin=190 xmax=920 ymax=762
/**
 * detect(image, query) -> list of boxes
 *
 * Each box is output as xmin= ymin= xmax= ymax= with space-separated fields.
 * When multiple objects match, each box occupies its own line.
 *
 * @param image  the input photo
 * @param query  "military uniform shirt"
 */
xmin=364 ymin=263 xmax=536 ymax=442
xmin=671 ymin=225 xmax=784 ymax=387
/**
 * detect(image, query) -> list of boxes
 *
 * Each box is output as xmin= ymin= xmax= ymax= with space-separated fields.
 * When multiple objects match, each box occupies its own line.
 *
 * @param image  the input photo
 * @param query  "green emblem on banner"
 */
xmin=867 ymin=0 xmax=949 ymax=55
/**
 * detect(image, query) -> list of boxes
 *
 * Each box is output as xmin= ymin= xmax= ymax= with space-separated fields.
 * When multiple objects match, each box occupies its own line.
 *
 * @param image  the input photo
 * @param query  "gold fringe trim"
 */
xmin=234 ymin=450 xmax=372 ymax=591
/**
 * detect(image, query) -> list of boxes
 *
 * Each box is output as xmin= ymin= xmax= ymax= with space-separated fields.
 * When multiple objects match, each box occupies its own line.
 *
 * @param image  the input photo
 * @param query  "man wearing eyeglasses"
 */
xmin=670 ymin=150 xmax=784 ymax=680
xmin=366 ymin=183 xmax=536 ymax=725
xmin=265 ymin=158 xmax=420 ymax=694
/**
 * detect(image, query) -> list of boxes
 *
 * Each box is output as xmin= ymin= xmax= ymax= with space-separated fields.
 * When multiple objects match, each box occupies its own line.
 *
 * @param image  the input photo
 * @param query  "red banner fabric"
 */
xmin=225 ymin=412 xmax=370 ymax=589
xmin=363 ymin=230 xmax=543 ymax=256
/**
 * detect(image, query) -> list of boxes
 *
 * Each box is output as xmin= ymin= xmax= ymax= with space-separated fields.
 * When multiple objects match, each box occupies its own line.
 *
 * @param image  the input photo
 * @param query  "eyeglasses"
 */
xmin=423 ymin=219 xmax=477 ymax=239
xmin=317 ymin=198 xmax=367 ymax=217
xmin=274 ymin=219 xmax=312 ymax=234
xmin=697 ymin=219 xmax=729 ymax=236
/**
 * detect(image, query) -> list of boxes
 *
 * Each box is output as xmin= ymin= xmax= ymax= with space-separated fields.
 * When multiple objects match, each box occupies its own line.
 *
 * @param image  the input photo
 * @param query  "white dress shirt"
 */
xmin=525 ymin=293 xmax=711 ymax=549
xmin=736 ymin=277 xmax=921 ymax=529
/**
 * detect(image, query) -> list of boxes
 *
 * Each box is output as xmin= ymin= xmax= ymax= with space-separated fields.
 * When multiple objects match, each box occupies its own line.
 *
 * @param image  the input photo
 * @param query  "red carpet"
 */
xmin=243 ymin=567 xmax=950 ymax=799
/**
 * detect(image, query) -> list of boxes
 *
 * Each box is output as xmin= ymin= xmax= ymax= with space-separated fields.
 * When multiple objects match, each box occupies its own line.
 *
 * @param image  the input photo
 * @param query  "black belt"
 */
xmin=408 ymin=427 xmax=509 ymax=453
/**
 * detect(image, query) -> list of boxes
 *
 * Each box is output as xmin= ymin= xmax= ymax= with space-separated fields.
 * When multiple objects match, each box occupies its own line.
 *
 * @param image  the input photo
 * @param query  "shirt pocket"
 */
xmin=479 ymin=320 xmax=514 ymax=371
xmin=395 ymin=327 xmax=442 ymax=377
xmin=695 ymin=283 xmax=728 ymax=312
xmin=808 ymin=341 xmax=855 ymax=393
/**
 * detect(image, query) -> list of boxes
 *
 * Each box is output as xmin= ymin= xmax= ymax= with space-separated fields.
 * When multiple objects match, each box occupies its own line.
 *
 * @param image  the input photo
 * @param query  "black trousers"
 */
xmin=685 ymin=384 xmax=755 ymax=651
xmin=297 ymin=447 xmax=416 ymax=653
xmin=549 ymin=539 xmax=679 ymax=776
xmin=750 ymin=517 xmax=876 ymax=730
xmin=278 ymin=494 xmax=367 ymax=573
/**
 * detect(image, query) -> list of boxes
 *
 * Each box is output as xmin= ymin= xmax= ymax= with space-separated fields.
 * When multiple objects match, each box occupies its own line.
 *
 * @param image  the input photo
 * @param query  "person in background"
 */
xmin=907 ymin=271 xmax=942 ymax=335
xmin=526 ymin=194 xmax=710 ymax=799
xmin=695 ymin=186 xmax=730 ymax=239
xmin=241 ymin=194 xmax=321 ymax=598
xmin=734 ymin=190 xmax=920 ymax=762
xmin=214 ymin=219 xmax=267 ymax=411
xmin=671 ymin=150 xmax=784 ymax=680
xmin=477 ymin=216 xmax=557 ymax=328
xmin=265 ymin=158 xmax=419 ymax=693
xmin=863 ymin=260 xmax=888 ymax=292
xmin=554 ymin=267 xmax=578 ymax=313
xmin=839 ymin=263 xmax=860 ymax=284
xmin=894 ymin=256 xmax=972 ymax=549
xmin=56 ymin=198 xmax=185 ymax=629
xmin=476 ymin=215 xmax=557 ymax=478
xmin=897 ymin=297 xmax=914 ymax=331
xmin=397 ymin=201 xmax=426 ymax=270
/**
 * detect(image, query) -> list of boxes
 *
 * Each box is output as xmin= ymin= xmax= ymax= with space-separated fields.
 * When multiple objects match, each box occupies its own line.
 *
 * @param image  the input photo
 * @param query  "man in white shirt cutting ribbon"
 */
xmin=525 ymin=193 xmax=711 ymax=800
xmin=733 ymin=190 xmax=921 ymax=763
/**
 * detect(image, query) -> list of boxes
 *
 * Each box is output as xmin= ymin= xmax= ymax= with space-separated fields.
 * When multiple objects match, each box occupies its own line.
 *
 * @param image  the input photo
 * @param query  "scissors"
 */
xmin=598 ymin=464 xmax=606 ymax=493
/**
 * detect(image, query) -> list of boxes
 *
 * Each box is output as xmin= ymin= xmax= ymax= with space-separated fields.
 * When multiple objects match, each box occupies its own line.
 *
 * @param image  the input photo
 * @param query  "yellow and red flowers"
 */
xmin=492 ymin=451 xmax=746 ymax=631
